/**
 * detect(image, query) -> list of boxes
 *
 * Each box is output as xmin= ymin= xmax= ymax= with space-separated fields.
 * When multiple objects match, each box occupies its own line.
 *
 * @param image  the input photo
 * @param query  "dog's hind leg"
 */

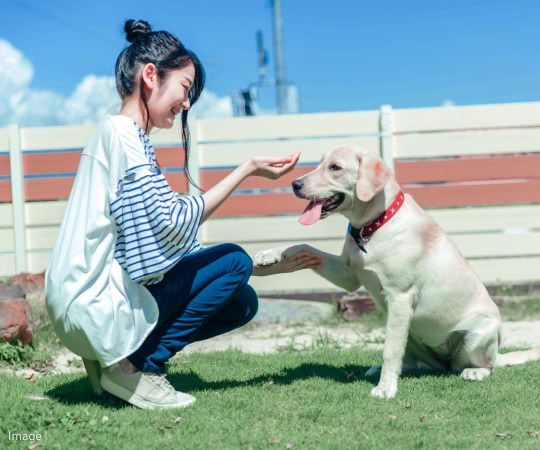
xmin=450 ymin=320 xmax=500 ymax=381
xmin=366 ymin=338 xmax=449 ymax=379
xmin=402 ymin=338 xmax=450 ymax=373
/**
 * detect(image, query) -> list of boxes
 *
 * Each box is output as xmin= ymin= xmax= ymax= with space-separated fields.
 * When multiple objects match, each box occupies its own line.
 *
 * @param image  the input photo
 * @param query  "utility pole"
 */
xmin=271 ymin=0 xmax=287 ymax=114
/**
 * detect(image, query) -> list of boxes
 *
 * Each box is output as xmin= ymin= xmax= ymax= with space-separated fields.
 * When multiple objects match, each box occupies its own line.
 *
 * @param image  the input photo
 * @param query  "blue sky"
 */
xmin=1 ymin=0 xmax=539 ymax=126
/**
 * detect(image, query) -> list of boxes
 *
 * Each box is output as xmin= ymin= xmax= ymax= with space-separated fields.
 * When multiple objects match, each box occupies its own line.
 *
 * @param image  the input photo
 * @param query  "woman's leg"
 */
xmin=190 ymin=284 xmax=258 ymax=343
xmin=127 ymin=244 xmax=258 ymax=374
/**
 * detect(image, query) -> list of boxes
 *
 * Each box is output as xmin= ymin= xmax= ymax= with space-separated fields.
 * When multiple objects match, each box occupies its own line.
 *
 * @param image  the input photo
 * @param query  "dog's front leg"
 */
xmin=255 ymin=244 xmax=360 ymax=292
xmin=282 ymin=244 xmax=361 ymax=292
xmin=371 ymin=296 xmax=413 ymax=399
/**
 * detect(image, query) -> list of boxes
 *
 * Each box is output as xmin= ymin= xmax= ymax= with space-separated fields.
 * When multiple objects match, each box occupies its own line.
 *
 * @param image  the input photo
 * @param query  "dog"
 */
xmin=255 ymin=145 xmax=540 ymax=399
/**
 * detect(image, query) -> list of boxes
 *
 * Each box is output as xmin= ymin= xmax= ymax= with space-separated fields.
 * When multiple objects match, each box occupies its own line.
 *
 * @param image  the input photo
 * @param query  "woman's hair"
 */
xmin=115 ymin=19 xmax=205 ymax=189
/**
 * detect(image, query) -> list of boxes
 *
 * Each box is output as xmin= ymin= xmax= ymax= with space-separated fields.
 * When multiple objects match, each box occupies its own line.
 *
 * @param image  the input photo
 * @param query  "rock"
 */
xmin=0 ymin=283 xmax=25 ymax=301
xmin=0 ymin=283 xmax=34 ymax=344
xmin=12 ymin=272 xmax=45 ymax=292
xmin=336 ymin=292 xmax=375 ymax=320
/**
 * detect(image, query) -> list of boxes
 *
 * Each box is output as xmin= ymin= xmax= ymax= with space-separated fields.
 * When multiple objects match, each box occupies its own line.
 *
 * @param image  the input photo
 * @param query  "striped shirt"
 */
xmin=110 ymin=123 xmax=204 ymax=284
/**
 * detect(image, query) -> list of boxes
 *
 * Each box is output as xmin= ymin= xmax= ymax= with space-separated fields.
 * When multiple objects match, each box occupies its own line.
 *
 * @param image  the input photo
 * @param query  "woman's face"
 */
xmin=145 ymin=62 xmax=195 ymax=130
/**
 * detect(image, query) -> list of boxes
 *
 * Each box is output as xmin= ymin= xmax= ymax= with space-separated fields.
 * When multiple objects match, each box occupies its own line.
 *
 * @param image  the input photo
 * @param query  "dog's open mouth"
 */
xmin=299 ymin=193 xmax=345 ymax=225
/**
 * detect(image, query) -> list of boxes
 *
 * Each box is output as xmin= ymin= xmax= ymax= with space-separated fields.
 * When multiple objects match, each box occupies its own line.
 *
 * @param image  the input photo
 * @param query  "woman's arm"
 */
xmin=200 ymin=152 xmax=300 ymax=223
xmin=200 ymin=151 xmax=323 ymax=275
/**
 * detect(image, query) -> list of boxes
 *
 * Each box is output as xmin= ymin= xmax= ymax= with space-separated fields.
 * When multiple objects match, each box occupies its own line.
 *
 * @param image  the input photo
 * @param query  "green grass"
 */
xmin=1 ymin=348 xmax=539 ymax=449
xmin=498 ymin=297 xmax=540 ymax=321
xmin=0 ymin=293 xmax=538 ymax=448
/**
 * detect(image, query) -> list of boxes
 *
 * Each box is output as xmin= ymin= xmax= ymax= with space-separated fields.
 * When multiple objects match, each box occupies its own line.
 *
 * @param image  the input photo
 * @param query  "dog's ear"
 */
xmin=355 ymin=154 xmax=393 ymax=202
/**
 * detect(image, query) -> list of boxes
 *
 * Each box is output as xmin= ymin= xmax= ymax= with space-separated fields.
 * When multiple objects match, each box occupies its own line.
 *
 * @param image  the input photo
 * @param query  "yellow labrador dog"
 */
xmin=255 ymin=145 xmax=540 ymax=399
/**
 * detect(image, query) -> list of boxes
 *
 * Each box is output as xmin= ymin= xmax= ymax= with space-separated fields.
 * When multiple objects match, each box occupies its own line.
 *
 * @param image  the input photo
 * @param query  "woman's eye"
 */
xmin=329 ymin=164 xmax=341 ymax=171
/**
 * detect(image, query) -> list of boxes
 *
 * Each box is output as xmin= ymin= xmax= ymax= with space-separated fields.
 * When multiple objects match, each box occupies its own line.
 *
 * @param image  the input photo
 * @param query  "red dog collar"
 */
xmin=348 ymin=191 xmax=405 ymax=253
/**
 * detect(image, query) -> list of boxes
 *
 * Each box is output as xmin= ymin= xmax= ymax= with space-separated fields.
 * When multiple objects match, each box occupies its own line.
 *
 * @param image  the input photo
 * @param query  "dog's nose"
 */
xmin=292 ymin=179 xmax=304 ymax=193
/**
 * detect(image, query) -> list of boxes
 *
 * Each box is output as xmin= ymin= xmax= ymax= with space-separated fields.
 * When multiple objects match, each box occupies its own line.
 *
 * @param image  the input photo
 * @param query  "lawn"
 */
xmin=1 ymin=347 xmax=539 ymax=449
xmin=1 ymin=295 xmax=539 ymax=449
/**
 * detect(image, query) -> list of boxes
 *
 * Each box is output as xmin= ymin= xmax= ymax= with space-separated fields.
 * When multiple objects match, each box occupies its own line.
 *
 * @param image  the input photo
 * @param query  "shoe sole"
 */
xmin=82 ymin=358 xmax=104 ymax=395
xmin=100 ymin=373 xmax=196 ymax=410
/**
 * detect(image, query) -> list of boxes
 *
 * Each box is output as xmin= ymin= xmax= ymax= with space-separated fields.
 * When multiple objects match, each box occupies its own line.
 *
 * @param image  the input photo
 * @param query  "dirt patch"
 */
xmin=2 ymin=319 xmax=540 ymax=380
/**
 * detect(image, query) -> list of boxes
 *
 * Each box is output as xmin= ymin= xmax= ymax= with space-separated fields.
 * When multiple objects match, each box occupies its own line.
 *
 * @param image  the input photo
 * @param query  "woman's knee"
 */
xmin=237 ymin=284 xmax=259 ymax=325
xmin=218 ymin=243 xmax=253 ymax=281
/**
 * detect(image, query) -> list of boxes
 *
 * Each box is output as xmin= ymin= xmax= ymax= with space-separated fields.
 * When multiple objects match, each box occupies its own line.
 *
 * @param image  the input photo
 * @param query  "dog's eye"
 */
xmin=329 ymin=164 xmax=341 ymax=171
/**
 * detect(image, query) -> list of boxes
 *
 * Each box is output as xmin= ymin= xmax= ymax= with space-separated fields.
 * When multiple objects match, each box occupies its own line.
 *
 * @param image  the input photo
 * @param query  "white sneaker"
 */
xmin=100 ymin=365 xmax=196 ymax=409
xmin=82 ymin=358 xmax=104 ymax=395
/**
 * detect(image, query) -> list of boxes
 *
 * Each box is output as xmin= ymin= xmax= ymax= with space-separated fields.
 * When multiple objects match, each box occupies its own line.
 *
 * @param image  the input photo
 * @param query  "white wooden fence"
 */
xmin=1 ymin=101 xmax=540 ymax=293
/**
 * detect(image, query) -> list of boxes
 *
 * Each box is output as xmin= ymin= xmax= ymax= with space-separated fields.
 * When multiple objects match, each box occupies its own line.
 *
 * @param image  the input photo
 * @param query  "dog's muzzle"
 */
xmin=292 ymin=179 xmax=305 ymax=198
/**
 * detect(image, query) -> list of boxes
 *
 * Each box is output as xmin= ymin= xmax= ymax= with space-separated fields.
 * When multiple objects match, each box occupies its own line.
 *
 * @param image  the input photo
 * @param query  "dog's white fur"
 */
xmin=255 ymin=145 xmax=540 ymax=399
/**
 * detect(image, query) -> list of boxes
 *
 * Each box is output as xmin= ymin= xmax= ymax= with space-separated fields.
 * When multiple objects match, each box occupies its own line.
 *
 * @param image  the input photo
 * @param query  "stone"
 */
xmin=0 ymin=283 xmax=33 ymax=344
xmin=336 ymin=292 xmax=375 ymax=321
xmin=12 ymin=272 xmax=45 ymax=292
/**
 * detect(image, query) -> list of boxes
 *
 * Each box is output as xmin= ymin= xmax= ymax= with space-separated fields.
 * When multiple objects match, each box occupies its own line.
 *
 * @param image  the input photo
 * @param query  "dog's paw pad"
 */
xmin=460 ymin=367 xmax=490 ymax=381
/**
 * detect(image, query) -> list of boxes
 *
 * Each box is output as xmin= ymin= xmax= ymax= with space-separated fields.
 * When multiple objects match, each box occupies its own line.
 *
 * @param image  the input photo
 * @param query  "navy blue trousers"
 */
xmin=128 ymin=244 xmax=258 ymax=374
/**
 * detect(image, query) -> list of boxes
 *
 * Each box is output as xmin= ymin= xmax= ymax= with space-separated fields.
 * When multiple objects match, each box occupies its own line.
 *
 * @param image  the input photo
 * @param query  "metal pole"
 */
xmin=272 ymin=0 xmax=287 ymax=114
xmin=380 ymin=105 xmax=395 ymax=174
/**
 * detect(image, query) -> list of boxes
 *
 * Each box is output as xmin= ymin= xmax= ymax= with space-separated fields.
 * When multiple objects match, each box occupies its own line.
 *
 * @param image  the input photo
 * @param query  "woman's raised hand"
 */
xmin=247 ymin=152 xmax=301 ymax=179
xmin=201 ymin=152 xmax=300 ymax=223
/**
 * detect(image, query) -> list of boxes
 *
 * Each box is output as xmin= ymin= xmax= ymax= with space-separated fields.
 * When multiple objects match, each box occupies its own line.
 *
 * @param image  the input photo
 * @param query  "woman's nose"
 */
xmin=182 ymin=98 xmax=191 ymax=110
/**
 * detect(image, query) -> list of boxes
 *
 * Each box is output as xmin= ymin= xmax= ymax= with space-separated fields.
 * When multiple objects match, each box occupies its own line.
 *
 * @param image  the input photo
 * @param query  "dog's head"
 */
xmin=293 ymin=145 xmax=394 ymax=225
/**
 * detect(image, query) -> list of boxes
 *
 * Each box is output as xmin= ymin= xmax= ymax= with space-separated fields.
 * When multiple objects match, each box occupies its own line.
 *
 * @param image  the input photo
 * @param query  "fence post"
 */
xmin=8 ymin=124 xmax=27 ymax=273
xmin=380 ymin=104 xmax=395 ymax=173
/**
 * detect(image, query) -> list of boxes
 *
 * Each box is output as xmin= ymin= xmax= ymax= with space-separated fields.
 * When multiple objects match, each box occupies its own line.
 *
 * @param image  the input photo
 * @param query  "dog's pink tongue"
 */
xmin=299 ymin=200 xmax=324 ymax=225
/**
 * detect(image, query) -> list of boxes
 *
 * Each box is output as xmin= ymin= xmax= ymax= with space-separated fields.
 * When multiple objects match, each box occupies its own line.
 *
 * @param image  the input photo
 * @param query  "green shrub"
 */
xmin=0 ymin=339 xmax=34 ymax=364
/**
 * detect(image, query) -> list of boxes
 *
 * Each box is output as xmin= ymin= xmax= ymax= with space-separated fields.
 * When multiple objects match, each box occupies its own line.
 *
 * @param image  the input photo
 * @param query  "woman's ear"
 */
xmin=141 ymin=63 xmax=158 ymax=89
xmin=355 ymin=154 xmax=393 ymax=202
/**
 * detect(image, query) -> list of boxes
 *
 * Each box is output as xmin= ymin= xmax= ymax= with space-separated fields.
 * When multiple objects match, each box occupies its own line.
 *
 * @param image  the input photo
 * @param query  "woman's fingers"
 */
xmin=270 ymin=152 xmax=300 ymax=168
xmin=252 ymin=152 xmax=301 ymax=178
xmin=285 ymin=252 xmax=324 ymax=272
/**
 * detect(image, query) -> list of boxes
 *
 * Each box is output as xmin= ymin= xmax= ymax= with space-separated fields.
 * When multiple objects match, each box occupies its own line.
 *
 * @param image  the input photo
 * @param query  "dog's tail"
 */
xmin=495 ymin=347 xmax=540 ymax=368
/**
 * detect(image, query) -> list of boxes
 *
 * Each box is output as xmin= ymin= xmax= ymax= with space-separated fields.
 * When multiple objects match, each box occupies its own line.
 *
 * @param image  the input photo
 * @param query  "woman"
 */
xmin=45 ymin=19 xmax=321 ymax=410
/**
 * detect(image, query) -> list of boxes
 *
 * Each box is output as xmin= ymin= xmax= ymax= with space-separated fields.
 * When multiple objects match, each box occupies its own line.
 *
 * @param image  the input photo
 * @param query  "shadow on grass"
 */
xmin=45 ymin=362 xmax=454 ymax=407
xmin=170 ymin=362 xmax=375 ymax=393
xmin=46 ymin=378 xmax=127 ymax=409
xmin=169 ymin=363 xmax=454 ymax=393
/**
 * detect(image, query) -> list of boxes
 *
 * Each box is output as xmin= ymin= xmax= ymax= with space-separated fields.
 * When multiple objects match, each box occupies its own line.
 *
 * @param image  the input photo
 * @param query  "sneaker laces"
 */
xmin=146 ymin=373 xmax=177 ymax=394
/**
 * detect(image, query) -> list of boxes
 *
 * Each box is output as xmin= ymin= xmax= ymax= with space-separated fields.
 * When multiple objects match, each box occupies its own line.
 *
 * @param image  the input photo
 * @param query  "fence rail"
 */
xmin=1 ymin=101 xmax=540 ymax=292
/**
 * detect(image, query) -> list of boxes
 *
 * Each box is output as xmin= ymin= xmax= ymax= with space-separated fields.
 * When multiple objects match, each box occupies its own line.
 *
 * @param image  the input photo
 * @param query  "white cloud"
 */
xmin=0 ymin=40 xmax=33 ymax=94
xmin=0 ymin=39 xmax=233 ymax=128
xmin=0 ymin=39 xmax=34 ymax=124
xmin=191 ymin=90 xmax=233 ymax=118
xmin=59 ymin=75 xmax=121 ymax=125
xmin=9 ymin=89 xmax=65 ymax=126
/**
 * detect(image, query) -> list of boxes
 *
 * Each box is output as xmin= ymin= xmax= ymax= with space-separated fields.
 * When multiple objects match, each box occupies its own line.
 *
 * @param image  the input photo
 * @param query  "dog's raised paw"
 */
xmin=254 ymin=249 xmax=282 ymax=266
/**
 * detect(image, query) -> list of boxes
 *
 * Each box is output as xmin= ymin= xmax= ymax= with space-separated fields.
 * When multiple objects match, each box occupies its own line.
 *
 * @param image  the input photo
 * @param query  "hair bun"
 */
xmin=124 ymin=19 xmax=152 ymax=43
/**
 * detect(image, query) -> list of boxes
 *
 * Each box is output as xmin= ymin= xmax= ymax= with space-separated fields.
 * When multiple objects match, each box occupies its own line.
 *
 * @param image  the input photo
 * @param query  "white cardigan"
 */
xmin=45 ymin=115 xmax=204 ymax=367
